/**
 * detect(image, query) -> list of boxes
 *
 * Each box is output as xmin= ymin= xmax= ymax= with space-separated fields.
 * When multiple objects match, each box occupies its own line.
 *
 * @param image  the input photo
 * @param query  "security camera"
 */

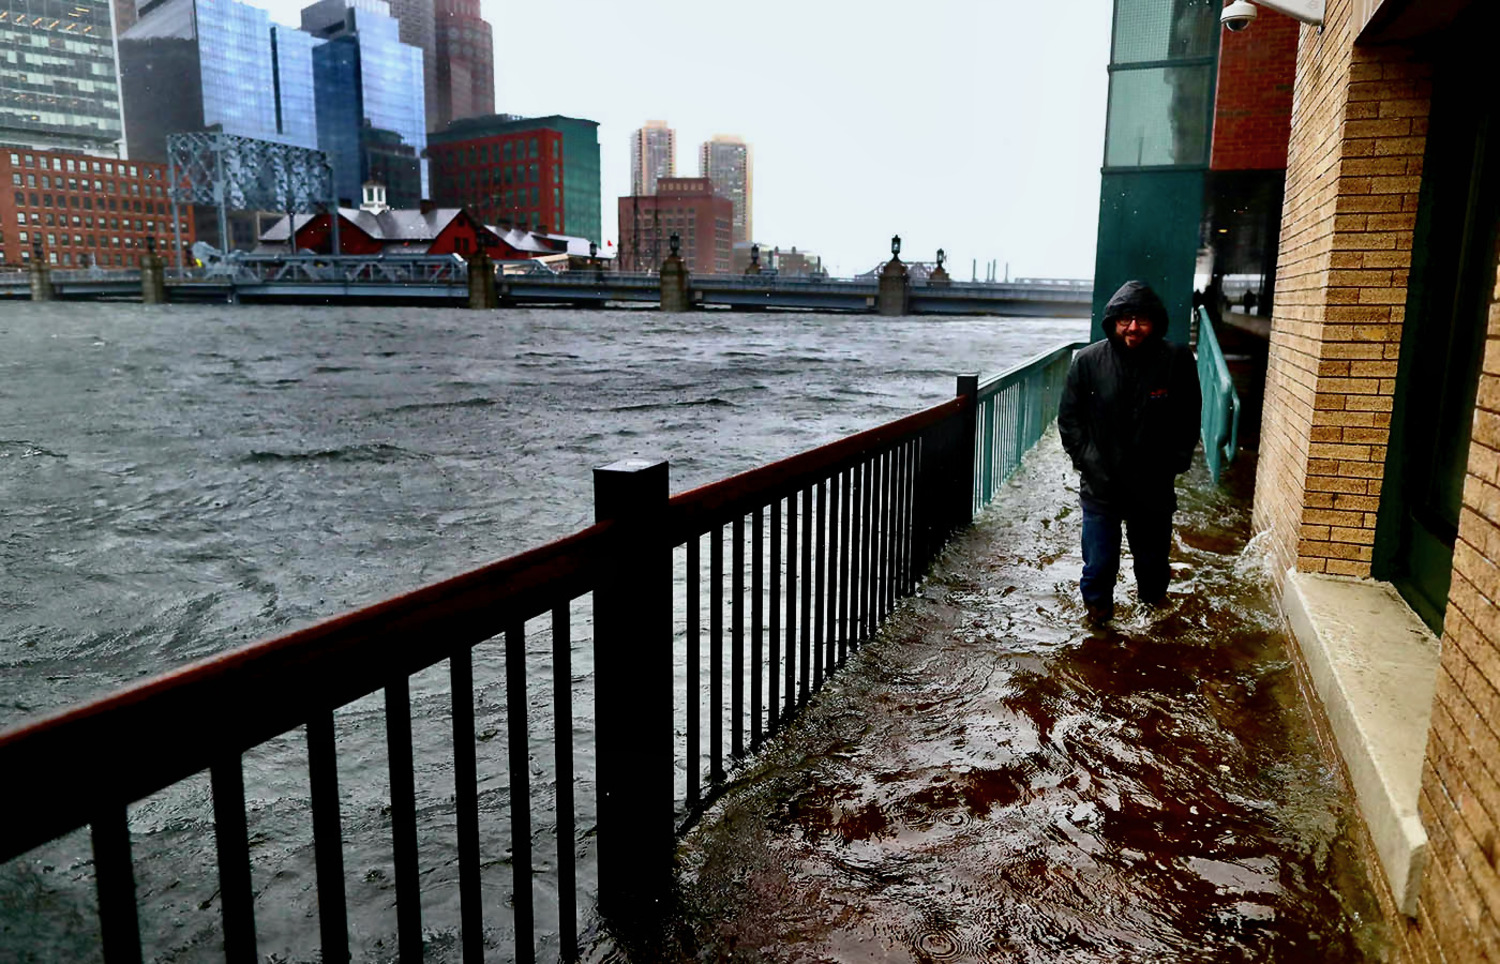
xmin=1221 ymin=0 xmax=1258 ymax=31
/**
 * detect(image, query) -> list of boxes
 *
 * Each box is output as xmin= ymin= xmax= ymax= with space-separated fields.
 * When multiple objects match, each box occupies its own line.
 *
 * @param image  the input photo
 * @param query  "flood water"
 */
xmin=0 ymin=304 xmax=1087 ymax=962
xmin=665 ymin=440 xmax=1386 ymax=963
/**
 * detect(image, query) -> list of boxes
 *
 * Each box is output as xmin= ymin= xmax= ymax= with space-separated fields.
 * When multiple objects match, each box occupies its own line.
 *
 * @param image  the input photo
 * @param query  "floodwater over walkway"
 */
xmin=655 ymin=434 xmax=1387 ymax=963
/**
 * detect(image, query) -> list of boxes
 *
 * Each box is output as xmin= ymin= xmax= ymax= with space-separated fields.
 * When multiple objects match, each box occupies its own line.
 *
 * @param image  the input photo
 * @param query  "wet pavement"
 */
xmin=649 ymin=433 xmax=1388 ymax=963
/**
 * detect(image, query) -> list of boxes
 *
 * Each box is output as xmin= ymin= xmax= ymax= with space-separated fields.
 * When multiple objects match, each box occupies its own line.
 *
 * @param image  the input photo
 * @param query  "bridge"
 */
xmin=0 ymin=257 xmax=1092 ymax=315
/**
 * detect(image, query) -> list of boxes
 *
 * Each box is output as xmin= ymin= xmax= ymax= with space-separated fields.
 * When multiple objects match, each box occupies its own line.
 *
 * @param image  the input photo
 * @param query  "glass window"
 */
xmin=529 ymin=138 xmax=538 ymax=158
xmin=1104 ymin=65 xmax=1213 ymax=167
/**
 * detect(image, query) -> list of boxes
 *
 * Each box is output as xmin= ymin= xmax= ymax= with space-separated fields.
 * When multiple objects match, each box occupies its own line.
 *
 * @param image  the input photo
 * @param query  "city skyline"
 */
xmin=247 ymin=0 xmax=1112 ymax=278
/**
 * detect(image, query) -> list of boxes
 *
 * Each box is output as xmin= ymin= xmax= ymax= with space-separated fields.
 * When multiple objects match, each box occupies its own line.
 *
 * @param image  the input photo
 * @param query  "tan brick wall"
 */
xmin=1406 ymin=239 xmax=1500 ymax=963
xmin=1254 ymin=3 xmax=1500 ymax=960
xmin=1251 ymin=0 xmax=1430 ymax=583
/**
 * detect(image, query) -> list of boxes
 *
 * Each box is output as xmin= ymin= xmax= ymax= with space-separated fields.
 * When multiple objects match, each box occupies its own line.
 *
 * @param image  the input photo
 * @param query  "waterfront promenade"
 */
xmin=655 ymin=436 xmax=1386 ymax=962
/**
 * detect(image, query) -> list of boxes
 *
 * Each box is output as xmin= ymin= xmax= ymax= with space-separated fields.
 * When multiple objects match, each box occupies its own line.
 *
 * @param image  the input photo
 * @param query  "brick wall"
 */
xmin=1255 ymin=0 xmax=1500 ymax=959
xmin=1410 ymin=242 xmax=1500 ymax=964
xmin=1250 ymin=0 xmax=1429 ymax=583
xmin=1210 ymin=4 xmax=1299 ymax=171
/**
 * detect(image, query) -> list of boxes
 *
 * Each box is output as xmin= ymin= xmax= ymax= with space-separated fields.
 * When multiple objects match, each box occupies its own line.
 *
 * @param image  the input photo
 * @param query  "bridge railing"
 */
xmin=0 ymin=340 xmax=1085 ymax=963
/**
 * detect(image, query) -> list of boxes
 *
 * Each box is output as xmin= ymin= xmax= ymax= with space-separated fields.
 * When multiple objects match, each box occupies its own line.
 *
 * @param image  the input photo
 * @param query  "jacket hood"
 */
xmin=1101 ymin=280 xmax=1169 ymax=349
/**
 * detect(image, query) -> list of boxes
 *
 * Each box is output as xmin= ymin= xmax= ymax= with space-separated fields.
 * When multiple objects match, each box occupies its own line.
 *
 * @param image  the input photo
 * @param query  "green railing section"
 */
xmin=973 ymin=341 xmax=1085 ymax=513
xmin=1196 ymin=306 xmax=1241 ymax=484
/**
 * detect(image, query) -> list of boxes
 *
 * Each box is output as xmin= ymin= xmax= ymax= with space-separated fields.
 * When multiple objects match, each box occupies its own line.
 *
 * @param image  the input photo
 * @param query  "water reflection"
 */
xmin=663 ymin=434 xmax=1385 ymax=963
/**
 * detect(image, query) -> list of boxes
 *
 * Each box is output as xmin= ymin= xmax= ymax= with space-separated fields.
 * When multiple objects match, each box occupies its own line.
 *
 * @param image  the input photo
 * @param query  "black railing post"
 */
xmin=592 ymin=458 xmax=672 ymax=931
xmin=955 ymin=374 xmax=979 ymax=532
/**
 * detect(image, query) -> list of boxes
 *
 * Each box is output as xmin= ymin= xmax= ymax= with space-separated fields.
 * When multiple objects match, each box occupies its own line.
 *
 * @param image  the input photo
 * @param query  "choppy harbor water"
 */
xmin=0 ymin=304 xmax=1087 ymax=962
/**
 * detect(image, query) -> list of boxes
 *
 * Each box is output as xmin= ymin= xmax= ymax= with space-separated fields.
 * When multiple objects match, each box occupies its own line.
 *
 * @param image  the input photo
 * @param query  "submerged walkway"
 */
xmin=655 ymin=433 xmax=1387 ymax=962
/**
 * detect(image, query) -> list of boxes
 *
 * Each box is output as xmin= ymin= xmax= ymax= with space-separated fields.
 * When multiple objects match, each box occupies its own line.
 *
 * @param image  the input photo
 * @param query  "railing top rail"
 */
xmin=0 ymin=520 xmax=614 ymax=862
xmin=667 ymin=397 xmax=963 ymax=541
xmin=976 ymin=341 xmax=1088 ymax=400
xmin=1197 ymin=306 xmax=1233 ymax=386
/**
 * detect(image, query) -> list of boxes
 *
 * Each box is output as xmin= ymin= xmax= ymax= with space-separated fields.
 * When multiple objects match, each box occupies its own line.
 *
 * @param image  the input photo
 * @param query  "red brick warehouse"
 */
xmin=0 ymin=147 xmax=195 ymax=268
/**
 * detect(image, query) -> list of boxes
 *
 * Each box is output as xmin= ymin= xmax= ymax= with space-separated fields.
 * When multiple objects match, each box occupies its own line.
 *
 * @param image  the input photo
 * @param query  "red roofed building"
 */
xmin=258 ymin=184 xmax=499 ymax=256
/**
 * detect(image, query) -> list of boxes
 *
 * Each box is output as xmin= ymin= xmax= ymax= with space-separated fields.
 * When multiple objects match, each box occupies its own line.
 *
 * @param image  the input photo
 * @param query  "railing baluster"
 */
xmin=550 ymin=605 xmax=577 ymax=963
xmin=903 ymin=440 xmax=916 ymax=594
xmin=92 ymin=804 xmax=142 ymax=964
xmin=451 ymin=648 xmax=483 ymax=964
xmin=732 ymin=514 xmax=745 ymax=758
xmin=751 ymin=508 xmax=764 ymax=751
xmin=864 ymin=458 xmax=876 ymax=647
xmin=813 ymin=480 xmax=826 ymax=692
xmin=384 ymin=676 xmax=422 ymax=963
xmin=885 ymin=446 xmax=896 ymax=617
xmin=506 ymin=624 xmax=535 ymax=964
xmin=768 ymin=499 xmax=782 ymax=735
xmin=784 ymin=492 xmax=797 ymax=719
xmin=710 ymin=526 xmax=724 ymax=783
xmin=838 ymin=464 xmax=851 ymax=665
xmin=307 ymin=709 xmax=349 ymax=964
xmin=799 ymin=485 xmax=813 ymax=705
xmin=211 ymin=754 xmax=257 ymax=964
xmin=687 ymin=533 xmax=701 ymax=809
xmin=825 ymin=472 xmax=839 ymax=677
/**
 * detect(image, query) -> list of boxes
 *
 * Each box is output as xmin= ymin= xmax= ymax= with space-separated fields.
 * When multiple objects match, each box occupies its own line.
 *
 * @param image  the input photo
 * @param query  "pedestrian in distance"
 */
xmin=1058 ymin=280 xmax=1203 ymax=625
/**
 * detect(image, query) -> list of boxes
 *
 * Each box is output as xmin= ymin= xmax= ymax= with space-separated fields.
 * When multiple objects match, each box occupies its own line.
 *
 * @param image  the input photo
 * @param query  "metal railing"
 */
xmin=971 ymin=343 xmax=1077 ymax=510
xmin=0 ymin=340 xmax=1084 ymax=963
xmin=1196 ymin=306 xmax=1242 ymax=484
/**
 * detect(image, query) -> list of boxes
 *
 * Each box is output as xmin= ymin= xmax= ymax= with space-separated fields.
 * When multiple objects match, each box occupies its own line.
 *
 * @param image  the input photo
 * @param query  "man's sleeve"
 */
xmin=1058 ymin=355 xmax=1087 ymax=471
xmin=1175 ymin=344 xmax=1203 ymax=474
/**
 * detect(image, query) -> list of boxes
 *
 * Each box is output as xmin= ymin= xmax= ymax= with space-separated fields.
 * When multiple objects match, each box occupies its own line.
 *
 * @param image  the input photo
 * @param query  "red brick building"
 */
xmin=1210 ymin=9 xmax=1300 ymax=171
xmin=1202 ymin=6 xmax=1300 ymax=313
xmin=427 ymin=114 xmax=601 ymax=243
xmin=617 ymin=177 xmax=732 ymax=274
xmin=0 ymin=146 xmax=194 ymax=268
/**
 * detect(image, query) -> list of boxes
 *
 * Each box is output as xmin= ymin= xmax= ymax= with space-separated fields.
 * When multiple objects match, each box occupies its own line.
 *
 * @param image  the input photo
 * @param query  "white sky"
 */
xmin=250 ymin=0 xmax=1113 ymax=278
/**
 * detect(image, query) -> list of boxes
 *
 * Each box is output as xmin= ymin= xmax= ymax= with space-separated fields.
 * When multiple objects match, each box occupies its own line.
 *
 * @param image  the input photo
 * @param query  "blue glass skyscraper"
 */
xmin=120 ymin=0 xmax=323 ymax=161
xmin=302 ymin=0 xmax=427 ymax=205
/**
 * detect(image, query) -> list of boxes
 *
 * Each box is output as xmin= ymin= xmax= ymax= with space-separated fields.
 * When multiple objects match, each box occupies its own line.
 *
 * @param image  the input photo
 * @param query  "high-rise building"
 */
xmin=119 ymin=0 xmax=321 ymax=161
xmin=428 ymin=113 xmax=600 ymax=242
xmin=0 ymin=0 xmax=125 ymax=153
xmin=617 ymin=177 xmax=731 ymax=275
xmin=431 ymin=0 xmax=493 ymax=132
xmin=699 ymin=134 xmax=751 ymax=244
xmin=630 ymin=120 xmax=674 ymax=197
xmin=302 ymin=0 xmax=428 ymax=204
xmin=383 ymin=0 xmax=437 ymax=133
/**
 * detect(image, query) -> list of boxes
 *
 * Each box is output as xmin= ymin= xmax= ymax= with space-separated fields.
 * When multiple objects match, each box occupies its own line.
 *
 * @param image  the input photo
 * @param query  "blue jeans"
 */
xmin=1080 ymin=502 xmax=1174 ymax=611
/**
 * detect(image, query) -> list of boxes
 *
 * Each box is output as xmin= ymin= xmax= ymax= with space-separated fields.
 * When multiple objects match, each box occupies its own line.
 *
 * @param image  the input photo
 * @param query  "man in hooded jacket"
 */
xmin=1058 ymin=280 xmax=1202 ymax=623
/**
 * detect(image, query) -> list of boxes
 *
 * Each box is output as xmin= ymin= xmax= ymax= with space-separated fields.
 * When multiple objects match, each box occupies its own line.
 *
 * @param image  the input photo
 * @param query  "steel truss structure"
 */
xmin=165 ymin=133 xmax=339 ymax=264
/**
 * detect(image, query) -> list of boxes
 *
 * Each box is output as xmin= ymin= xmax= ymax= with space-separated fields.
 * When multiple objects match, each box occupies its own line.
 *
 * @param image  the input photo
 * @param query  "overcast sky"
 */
xmin=252 ymin=0 xmax=1113 ymax=279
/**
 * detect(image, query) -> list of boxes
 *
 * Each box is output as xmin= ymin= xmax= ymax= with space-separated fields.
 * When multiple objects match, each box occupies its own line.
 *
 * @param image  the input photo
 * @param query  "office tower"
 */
xmin=119 ymin=0 xmax=321 ymax=161
xmin=699 ymin=134 xmax=751 ymax=244
xmin=302 ymin=0 xmax=428 ymax=205
xmin=630 ymin=120 xmax=674 ymax=196
xmin=0 ymin=0 xmax=125 ymax=152
xmin=428 ymin=114 xmax=600 ymax=242
xmin=617 ymin=177 xmax=731 ymax=274
xmin=431 ymin=0 xmax=493 ymax=132
xmin=384 ymin=0 xmax=437 ymax=131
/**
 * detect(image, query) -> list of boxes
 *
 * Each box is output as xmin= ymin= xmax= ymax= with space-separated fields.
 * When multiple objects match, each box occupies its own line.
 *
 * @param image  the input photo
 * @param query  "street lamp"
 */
xmin=891 ymin=234 xmax=902 ymax=259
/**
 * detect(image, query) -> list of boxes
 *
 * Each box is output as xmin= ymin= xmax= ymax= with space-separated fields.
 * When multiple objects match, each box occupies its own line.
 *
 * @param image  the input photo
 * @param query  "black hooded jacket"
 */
xmin=1058 ymin=281 xmax=1202 ymax=510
